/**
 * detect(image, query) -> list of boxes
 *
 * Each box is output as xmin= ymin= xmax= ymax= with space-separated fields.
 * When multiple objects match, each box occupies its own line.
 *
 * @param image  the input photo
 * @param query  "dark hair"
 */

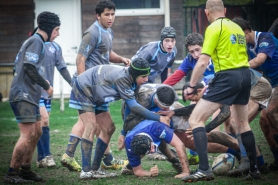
xmin=131 ymin=134 xmax=152 ymax=155
xmin=232 ymin=17 xmax=252 ymax=32
xmin=184 ymin=33 xmax=203 ymax=50
xmin=182 ymin=82 xmax=204 ymax=102
xmin=95 ymin=0 xmax=116 ymax=15
xmin=156 ymin=86 xmax=176 ymax=107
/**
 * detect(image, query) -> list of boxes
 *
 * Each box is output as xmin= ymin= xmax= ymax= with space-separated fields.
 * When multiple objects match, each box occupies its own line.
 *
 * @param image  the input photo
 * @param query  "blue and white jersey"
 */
xmin=248 ymin=31 xmax=278 ymax=87
xmin=132 ymin=41 xmax=177 ymax=83
xmin=9 ymin=34 xmax=45 ymax=107
xmin=125 ymin=120 xmax=174 ymax=168
xmin=74 ymin=21 xmax=114 ymax=77
xmin=178 ymin=54 xmax=214 ymax=77
xmin=41 ymin=41 xmax=67 ymax=99
xmin=76 ymin=64 xmax=136 ymax=106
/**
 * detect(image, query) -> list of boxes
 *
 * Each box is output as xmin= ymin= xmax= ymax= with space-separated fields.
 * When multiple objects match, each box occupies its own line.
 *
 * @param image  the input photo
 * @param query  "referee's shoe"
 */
xmin=182 ymin=168 xmax=214 ymax=183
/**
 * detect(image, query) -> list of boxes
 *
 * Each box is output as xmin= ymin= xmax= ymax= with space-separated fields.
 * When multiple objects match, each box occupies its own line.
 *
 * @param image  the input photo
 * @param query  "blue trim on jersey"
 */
xmin=95 ymin=21 xmax=109 ymax=33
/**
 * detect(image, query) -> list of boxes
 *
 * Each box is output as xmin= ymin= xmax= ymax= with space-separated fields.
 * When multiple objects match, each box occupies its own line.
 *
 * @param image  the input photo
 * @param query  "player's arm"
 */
xmin=249 ymin=53 xmax=267 ymax=68
xmin=110 ymin=50 xmax=131 ymax=66
xmin=169 ymin=133 xmax=190 ymax=178
xmin=24 ymin=63 xmax=49 ymax=90
xmin=163 ymin=69 xmax=186 ymax=86
xmin=187 ymin=54 xmax=209 ymax=96
xmin=59 ymin=68 xmax=72 ymax=86
xmin=125 ymin=99 xmax=170 ymax=126
xmin=24 ymin=63 xmax=52 ymax=96
xmin=133 ymin=164 xmax=159 ymax=177
xmin=76 ymin=54 xmax=86 ymax=75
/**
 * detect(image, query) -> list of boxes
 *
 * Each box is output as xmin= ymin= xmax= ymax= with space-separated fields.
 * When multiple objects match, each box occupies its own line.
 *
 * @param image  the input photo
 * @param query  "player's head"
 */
xmin=37 ymin=11 xmax=60 ymax=42
xmin=131 ymin=134 xmax=153 ymax=155
xmin=205 ymin=0 xmax=225 ymax=23
xmin=185 ymin=33 xmax=203 ymax=60
xmin=129 ymin=58 xmax=150 ymax=84
xmin=95 ymin=0 xmax=115 ymax=16
xmin=160 ymin=26 xmax=176 ymax=53
xmin=232 ymin=17 xmax=253 ymax=44
xmin=160 ymin=26 xmax=176 ymax=41
xmin=155 ymin=86 xmax=176 ymax=110
xmin=232 ymin=17 xmax=252 ymax=32
xmin=95 ymin=0 xmax=116 ymax=29
xmin=182 ymin=82 xmax=204 ymax=102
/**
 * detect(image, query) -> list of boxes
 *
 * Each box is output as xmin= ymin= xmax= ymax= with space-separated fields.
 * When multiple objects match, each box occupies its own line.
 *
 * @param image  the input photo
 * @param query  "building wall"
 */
xmin=0 ymin=0 xmax=34 ymax=98
xmin=0 ymin=0 xmax=35 ymax=64
xmin=81 ymin=0 xmax=185 ymax=60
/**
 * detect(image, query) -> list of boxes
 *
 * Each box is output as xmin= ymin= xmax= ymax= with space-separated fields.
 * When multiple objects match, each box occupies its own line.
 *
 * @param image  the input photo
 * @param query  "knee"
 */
xmin=107 ymin=124 xmax=116 ymax=136
xmin=41 ymin=115 xmax=49 ymax=127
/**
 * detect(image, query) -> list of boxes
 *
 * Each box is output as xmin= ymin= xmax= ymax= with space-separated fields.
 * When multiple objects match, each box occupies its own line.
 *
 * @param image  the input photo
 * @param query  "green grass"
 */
xmin=0 ymin=99 xmax=278 ymax=184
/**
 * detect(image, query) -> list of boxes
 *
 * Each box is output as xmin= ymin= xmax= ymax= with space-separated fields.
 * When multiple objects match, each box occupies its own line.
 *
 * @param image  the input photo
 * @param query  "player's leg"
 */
xmin=61 ymin=116 xmax=83 ymax=171
xmin=78 ymin=111 xmax=97 ymax=179
xmin=91 ymin=111 xmax=117 ymax=178
xmin=259 ymin=86 xmax=278 ymax=171
xmin=176 ymin=131 xmax=240 ymax=160
xmin=231 ymin=104 xmax=260 ymax=180
xmin=37 ymin=99 xmax=56 ymax=168
xmin=4 ymin=102 xmax=43 ymax=183
xmin=182 ymin=99 xmax=220 ymax=182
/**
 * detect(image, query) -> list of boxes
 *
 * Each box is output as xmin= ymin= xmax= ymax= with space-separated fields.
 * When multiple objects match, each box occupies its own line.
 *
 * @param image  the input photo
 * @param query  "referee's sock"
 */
xmin=192 ymin=127 xmax=209 ymax=171
xmin=241 ymin=130 xmax=258 ymax=172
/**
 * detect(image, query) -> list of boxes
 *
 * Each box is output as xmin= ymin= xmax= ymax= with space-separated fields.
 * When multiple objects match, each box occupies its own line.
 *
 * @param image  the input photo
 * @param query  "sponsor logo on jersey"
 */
xmin=25 ymin=52 xmax=39 ymax=63
xmin=167 ymin=56 xmax=172 ymax=62
xmin=85 ymin=45 xmax=92 ymax=53
xmin=259 ymin=42 xmax=269 ymax=48
xmin=159 ymin=129 xmax=166 ymax=139
xmin=23 ymin=93 xmax=28 ymax=98
xmin=49 ymin=46 xmax=56 ymax=53
xmin=230 ymin=34 xmax=237 ymax=44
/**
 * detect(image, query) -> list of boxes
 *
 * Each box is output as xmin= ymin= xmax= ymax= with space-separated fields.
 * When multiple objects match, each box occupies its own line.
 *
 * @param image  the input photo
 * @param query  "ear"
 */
xmin=96 ymin=14 xmax=100 ymax=20
xmin=204 ymin=9 xmax=209 ymax=16
xmin=224 ymin=7 xmax=227 ymax=15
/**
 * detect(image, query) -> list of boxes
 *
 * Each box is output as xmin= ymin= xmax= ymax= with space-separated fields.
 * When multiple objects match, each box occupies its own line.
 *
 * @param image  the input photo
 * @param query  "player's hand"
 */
xmin=185 ymin=128 xmax=194 ymax=140
xmin=175 ymin=172 xmax=190 ymax=178
xmin=117 ymin=135 xmax=125 ymax=150
xmin=159 ymin=116 xmax=170 ymax=126
xmin=45 ymin=80 xmax=53 ymax=97
xmin=150 ymin=165 xmax=159 ymax=177
xmin=157 ymin=110 xmax=175 ymax=118
xmin=122 ymin=58 xmax=131 ymax=66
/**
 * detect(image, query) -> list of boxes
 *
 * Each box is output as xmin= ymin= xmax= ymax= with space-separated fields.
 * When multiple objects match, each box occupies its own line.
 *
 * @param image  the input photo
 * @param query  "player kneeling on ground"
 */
xmin=124 ymin=119 xmax=190 ymax=178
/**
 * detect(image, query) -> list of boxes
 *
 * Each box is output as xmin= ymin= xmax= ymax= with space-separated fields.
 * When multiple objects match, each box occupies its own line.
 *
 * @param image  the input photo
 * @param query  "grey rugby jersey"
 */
xmin=9 ymin=34 xmax=45 ymax=106
xmin=76 ymin=65 xmax=136 ymax=106
xmin=132 ymin=41 xmax=177 ymax=83
xmin=74 ymin=21 xmax=114 ymax=77
xmin=41 ymin=41 xmax=67 ymax=99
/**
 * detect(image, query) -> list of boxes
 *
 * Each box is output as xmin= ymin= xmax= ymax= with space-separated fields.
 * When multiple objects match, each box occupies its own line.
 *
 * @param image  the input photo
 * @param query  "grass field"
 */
xmin=0 ymin=99 xmax=277 ymax=185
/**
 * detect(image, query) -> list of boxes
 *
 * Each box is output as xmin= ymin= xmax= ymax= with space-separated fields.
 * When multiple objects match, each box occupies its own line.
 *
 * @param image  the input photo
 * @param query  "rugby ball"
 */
xmin=211 ymin=153 xmax=237 ymax=175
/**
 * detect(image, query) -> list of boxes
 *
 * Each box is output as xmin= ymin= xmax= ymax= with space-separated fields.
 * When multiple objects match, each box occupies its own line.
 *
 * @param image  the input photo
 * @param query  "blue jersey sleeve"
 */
xmin=257 ymin=33 xmax=276 ymax=59
xmin=178 ymin=54 xmax=195 ymax=74
xmin=125 ymin=99 xmax=160 ymax=122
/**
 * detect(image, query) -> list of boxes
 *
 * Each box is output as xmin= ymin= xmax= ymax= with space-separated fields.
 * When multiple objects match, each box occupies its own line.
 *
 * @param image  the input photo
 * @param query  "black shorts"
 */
xmin=10 ymin=101 xmax=41 ymax=123
xmin=203 ymin=68 xmax=251 ymax=105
